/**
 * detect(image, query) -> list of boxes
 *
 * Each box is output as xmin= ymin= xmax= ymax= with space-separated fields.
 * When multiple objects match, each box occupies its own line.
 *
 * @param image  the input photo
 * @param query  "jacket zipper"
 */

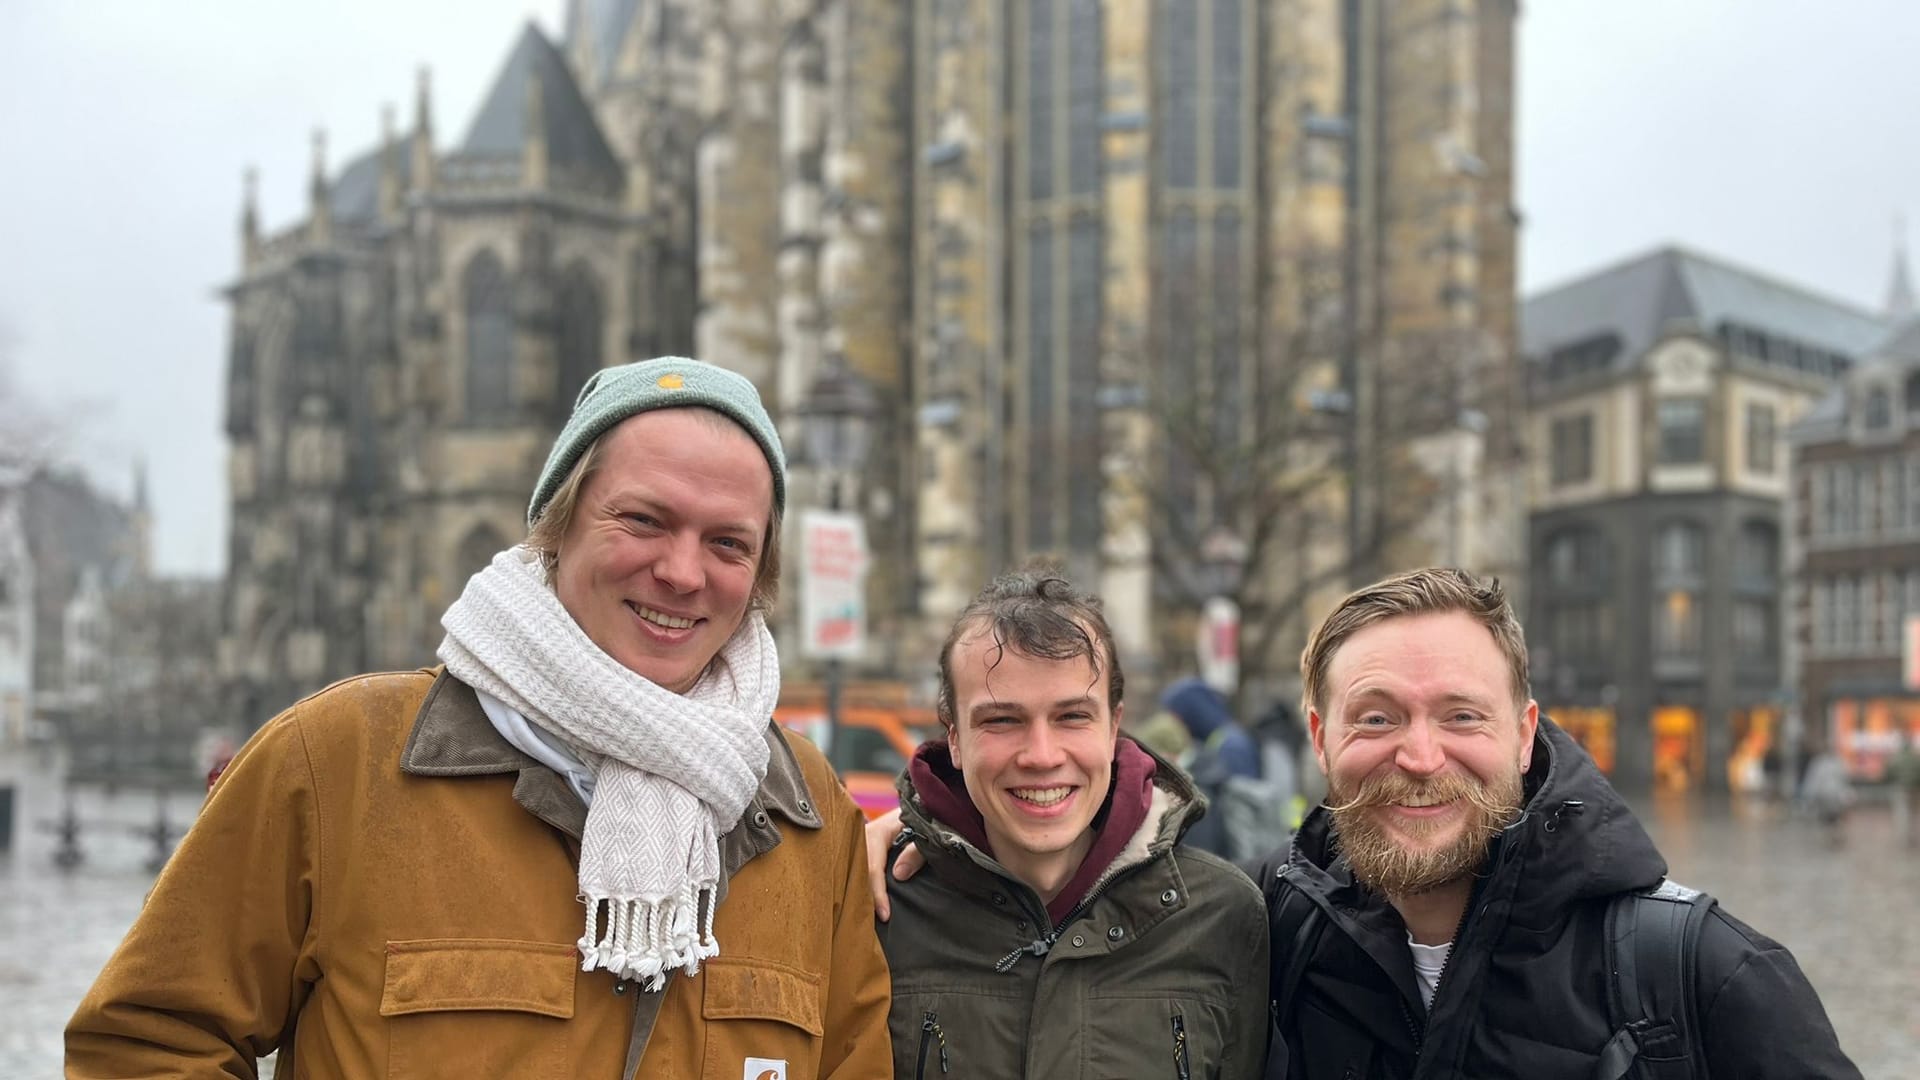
xmin=992 ymin=860 xmax=1147 ymax=972
xmin=1172 ymin=1013 xmax=1192 ymax=1080
xmin=916 ymin=1010 xmax=950 ymax=1078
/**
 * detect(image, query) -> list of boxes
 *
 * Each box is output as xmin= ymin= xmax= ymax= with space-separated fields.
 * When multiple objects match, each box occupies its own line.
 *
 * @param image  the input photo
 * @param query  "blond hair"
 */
xmin=1300 ymin=567 xmax=1529 ymax=716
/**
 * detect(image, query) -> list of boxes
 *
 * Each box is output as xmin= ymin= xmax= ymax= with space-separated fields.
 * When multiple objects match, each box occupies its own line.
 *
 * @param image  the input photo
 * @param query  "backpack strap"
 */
xmin=1270 ymin=869 xmax=1326 ymax=1031
xmin=1593 ymin=878 xmax=1714 ymax=1080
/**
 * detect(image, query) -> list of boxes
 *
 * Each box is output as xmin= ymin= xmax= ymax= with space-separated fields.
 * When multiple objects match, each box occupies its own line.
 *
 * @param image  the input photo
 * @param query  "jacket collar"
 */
xmin=400 ymin=668 xmax=822 ymax=843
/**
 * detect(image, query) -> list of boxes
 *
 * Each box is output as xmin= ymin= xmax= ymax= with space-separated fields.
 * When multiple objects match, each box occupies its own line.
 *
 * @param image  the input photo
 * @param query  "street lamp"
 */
xmin=797 ymin=358 xmax=878 ymax=771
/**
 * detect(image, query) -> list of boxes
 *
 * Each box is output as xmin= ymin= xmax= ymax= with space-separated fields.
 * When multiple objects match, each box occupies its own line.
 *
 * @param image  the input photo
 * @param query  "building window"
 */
xmin=1158 ymin=0 xmax=1199 ymax=189
xmin=1907 ymin=453 xmax=1920 ymax=531
xmin=1066 ymin=216 xmax=1102 ymax=548
xmin=1552 ymin=601 xmax=1611 ymax=661
xmin=1734 ymin=520 xmax=1778 ymax=587
xmin=1833 ymin=575 xmax=1858 ymax=652
xmin=1026 ymin=0 xmax=1054 ymax=200
xmin=1657 ymin=398 xmax=1706 ymax=465
xmin=1066 ymin=0 xmax=1101 ymax=196
xmin=1026 ymin=222 xmax=1056 ymax=551
xmin=1653 ymin=521 xmax=1705 ymax=581
xmin=1550 ymin=413 xmax=1594 ymax=486
xmin=1545 ymin=527 xmax=1606 ymax=587
xmin=463 ymin=250 xmax=514 ymax=426
xmin=1882 ymin=570 xmax=1902 ymax=653
xmin=554 ymin=264 xmax=603 ymax=422
xmin=1866 ymin=387 xmax=1892 ymax=431
xmin=1906 ymin=373 xmax=1920 ymax=415
xmin=1811 ymin=578 xmax=1832 ymax=652
xmin=1833 ymin=463 xmax=1859 ymax=538
xmin=1654 ymin=588 xmax=1701 ymax=657
xmin=1745 ymin=402 xmax=1776 ymax=474
xmin=1733 ymin=597 xmax=1773 ymax=660
xmin=1211 ymin=0 xmax=1244 ymax=188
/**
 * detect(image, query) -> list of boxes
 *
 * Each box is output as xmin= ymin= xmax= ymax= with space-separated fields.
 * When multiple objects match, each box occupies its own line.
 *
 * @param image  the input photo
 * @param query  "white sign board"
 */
xmin=800 ymin=510 xmax=869 ymax=660
xmin=1196 ymin=596 xmax=1241 ymax=695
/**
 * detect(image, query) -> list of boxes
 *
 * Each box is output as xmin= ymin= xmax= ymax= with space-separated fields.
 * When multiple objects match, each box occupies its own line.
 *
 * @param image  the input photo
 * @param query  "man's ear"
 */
xmin=1110 ymin=701 xmax=1124 ymax=746
xmin=1520 ymin=699 xmax=1540 ymax=771
xmin=1309 ymin=707 xmax=1330 ymax=776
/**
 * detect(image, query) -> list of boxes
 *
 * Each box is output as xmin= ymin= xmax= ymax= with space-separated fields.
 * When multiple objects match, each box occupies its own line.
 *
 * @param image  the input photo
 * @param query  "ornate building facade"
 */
xmin=221 ymin=0 xmax=1519 ymax=721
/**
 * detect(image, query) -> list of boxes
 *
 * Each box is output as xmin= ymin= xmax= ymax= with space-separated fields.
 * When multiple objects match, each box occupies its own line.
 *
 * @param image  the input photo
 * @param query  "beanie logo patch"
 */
xmin=657 ymin=373 xmax=685 ymax=390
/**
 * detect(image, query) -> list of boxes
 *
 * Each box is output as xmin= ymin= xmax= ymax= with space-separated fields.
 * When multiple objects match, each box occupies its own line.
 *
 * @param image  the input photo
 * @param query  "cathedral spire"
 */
xmin=378 ymin=103 xmax=402 ymax=223
xmin=1887 ymin=213 xmax=1916 ymax=324
xmin=307 ymin=127 xmax=332 ymax=246
xmin=410 ymin=66 xmax=437 ymax=195
xmin=240 ymin=166 xmax=260 ymax=268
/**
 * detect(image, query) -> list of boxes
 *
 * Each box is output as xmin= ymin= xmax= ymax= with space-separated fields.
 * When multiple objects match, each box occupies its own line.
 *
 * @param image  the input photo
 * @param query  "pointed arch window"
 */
xmin=555 ymin=264 xmax=605 ymax=420
xmin=464 ymin=251 xmax=514 ymax=426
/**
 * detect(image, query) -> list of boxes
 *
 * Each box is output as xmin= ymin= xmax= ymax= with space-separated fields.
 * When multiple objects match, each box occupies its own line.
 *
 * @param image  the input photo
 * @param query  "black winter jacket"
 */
xmin=1254 ymin=719 xmax=1858 ymax=1080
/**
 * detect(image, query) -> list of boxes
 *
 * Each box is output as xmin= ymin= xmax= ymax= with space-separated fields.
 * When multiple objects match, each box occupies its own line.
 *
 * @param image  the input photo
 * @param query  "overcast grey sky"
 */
xmin=2 ymin=1 xmax=1916 ymax=576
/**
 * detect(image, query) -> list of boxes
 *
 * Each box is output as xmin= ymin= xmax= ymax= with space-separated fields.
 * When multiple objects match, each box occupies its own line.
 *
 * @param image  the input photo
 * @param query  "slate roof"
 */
xmin=329 ymin=143 xmax=412 ymax=223
xmin=1523 ymin=246 xmax=1889 ymax=367
xmin=458 ymin=23 xmax=621 ymax=183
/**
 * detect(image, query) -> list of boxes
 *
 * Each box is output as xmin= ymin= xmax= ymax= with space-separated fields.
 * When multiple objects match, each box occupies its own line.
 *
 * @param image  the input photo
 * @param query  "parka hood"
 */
xmin=1288 ymin=716 xmax=1666 ymax=921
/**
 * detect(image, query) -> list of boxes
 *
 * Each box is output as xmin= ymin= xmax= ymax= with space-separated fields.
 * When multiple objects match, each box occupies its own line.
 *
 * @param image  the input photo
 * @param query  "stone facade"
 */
xmin=221 ymin=1 xmax=1520 ymax=721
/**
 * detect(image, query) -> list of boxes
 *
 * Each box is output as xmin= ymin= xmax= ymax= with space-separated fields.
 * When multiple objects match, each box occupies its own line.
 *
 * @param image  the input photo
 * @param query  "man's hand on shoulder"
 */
xmin=864 ymin=807 xmax=923 ymax=921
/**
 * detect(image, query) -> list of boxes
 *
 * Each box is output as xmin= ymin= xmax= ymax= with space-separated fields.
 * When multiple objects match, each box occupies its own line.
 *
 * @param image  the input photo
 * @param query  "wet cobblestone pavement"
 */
xmin=4 ymin=753 xmax=1915 ymax=1077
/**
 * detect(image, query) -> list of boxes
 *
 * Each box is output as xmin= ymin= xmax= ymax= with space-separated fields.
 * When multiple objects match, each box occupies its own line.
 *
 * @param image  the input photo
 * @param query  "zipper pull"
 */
xmin=993 ymin=932 xmax=1056 ymax=973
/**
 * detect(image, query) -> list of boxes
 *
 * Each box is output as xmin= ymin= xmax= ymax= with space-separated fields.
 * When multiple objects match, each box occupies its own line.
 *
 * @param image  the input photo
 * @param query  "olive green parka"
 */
xmin=876 ymin=740 xmax=1271 ymax=1079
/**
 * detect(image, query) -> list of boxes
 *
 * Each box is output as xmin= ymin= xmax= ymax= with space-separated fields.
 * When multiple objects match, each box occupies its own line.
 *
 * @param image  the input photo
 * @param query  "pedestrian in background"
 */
xmin=871 ymin=568 xmax=1270 ymax=1077
xmin=66 ymin=358 xmax=892 ymax=1078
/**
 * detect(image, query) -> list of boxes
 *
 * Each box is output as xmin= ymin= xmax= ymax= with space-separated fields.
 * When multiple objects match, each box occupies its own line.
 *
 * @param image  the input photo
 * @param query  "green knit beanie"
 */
xmin=527 ymin=356 xmax=787 ymax=527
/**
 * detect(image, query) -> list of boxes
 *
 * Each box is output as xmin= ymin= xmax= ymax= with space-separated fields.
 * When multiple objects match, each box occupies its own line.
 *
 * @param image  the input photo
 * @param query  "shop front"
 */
xmin=1828 ymin=696 xmax=1920 ymax=783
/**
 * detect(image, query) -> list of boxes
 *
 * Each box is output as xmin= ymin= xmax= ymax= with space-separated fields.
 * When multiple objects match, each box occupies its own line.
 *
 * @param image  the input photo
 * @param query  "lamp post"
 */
xmin=798 ymin=359 xmax=878 ymax=771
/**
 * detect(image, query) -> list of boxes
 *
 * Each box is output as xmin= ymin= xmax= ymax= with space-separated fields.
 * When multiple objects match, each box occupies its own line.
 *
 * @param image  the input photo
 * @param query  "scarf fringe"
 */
xmin=578 ymin=888 xmax=722 ymax=991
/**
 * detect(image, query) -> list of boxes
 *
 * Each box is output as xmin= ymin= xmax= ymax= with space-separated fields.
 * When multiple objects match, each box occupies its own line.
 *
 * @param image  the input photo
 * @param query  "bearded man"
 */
xmin=1257 ymin=567 xmax=1856 ymax=1080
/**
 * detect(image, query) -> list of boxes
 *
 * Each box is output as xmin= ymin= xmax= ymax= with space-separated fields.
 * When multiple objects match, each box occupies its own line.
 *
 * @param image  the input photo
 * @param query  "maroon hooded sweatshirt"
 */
xmin=907 ymin=736 xmax=1160 ymax=925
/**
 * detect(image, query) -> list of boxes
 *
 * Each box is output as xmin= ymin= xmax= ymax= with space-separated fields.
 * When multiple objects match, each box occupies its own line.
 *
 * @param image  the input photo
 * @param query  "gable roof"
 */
xmin=459 ymin=23 xmax=621 ymax=183
xmin=1523 ymin=246 xmax=1889 ymax=368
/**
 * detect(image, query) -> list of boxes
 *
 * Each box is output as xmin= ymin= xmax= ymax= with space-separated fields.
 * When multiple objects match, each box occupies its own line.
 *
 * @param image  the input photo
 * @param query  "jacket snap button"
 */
xmin=1017 ymin=919 xmax=1030 ymax=932
xmin=798 ymin=800 xmax=813 ymax=815
xmin=1071 ymin=934 xmax=1086 ymax=948
xmin=751 ymin=811 xmax=769 ymax=827
xmin=1106 ymin=926 xmax=1124 ymax=941
xmin=614 ymin=981 xmax=628 ymax=995
xmin=991 ymin=892 xmax=1008 ymax=906
xmin=1160 ymin=889 xmax=1178 ymax=905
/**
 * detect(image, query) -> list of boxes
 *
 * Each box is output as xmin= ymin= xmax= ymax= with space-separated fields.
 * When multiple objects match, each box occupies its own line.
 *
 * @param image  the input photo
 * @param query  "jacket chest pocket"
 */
xmin=379 ymin=938 xmax=577 ymax=1079
xmin=700 ymin=956 xmax=825 ymax=1080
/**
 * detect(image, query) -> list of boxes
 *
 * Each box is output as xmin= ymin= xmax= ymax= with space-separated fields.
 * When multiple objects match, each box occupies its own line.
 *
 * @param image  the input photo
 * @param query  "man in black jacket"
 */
xmin=1258 ymin=567 xmax=1857 ymax=1079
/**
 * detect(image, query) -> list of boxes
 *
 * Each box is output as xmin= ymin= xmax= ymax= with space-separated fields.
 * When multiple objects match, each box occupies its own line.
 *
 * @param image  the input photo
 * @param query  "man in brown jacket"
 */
xmin=67 ymin=357 xmax=892 ymax=1078
xmin=873 ymin=569 xmax=1271 ymax=1078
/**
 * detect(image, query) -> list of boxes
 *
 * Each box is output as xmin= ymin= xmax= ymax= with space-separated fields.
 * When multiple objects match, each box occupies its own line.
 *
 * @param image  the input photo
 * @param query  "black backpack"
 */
xmin=1594 ymin=878 xmax=1717 ymax=1080
xmin=1268 ymin=875 xmax=1716 ymax=1080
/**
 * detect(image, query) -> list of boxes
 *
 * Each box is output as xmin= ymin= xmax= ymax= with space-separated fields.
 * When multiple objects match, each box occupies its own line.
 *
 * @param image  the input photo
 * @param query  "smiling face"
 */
xmin=1309 ymin=610 xmax=1537 ymax=896
xmin=944 ymin=627 xmax=1121 ymax=897
xmin=550 ymin=408 xmax=774 ymax=693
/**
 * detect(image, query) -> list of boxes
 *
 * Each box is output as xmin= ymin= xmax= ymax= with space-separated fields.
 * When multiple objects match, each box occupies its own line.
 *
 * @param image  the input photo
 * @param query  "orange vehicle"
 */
xmin=774 ymin=703 xmax=942 ymax=819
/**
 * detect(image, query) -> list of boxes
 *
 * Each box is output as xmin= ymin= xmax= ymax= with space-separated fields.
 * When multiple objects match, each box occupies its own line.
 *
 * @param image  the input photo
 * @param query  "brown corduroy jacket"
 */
xmin=66 ymin=668 xmax=892 ymax=1079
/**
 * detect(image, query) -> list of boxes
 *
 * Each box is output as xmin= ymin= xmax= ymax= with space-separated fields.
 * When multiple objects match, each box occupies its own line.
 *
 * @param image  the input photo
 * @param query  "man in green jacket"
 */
xmin=875 ymin=567 xmax=1271 ymax=1078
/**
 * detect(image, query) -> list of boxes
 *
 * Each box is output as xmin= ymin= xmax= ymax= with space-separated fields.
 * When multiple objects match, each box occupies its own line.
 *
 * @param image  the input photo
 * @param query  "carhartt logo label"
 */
xmin=743 ymin=1058 xmax=787 ymax=1080
xmin=657 ymin=373 xmax=685 ymax=389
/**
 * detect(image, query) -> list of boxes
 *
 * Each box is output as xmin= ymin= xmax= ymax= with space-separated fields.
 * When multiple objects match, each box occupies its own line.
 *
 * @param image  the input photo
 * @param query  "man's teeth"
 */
xmin=1011 ymin=787 xmax=1072 ymax=806
xmin=634 ymin=605 xmax=696 ymax=629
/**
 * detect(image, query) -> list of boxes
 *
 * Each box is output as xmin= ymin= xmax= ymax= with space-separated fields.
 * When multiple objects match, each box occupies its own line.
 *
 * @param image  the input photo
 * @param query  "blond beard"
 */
xmin=1326 ymin=767 xmax=1524 ymax=897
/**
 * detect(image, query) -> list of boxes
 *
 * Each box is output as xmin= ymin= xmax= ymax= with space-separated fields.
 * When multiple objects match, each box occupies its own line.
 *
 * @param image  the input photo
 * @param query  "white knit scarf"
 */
xmin=437 ymin=546 xmax=777 ymax=990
